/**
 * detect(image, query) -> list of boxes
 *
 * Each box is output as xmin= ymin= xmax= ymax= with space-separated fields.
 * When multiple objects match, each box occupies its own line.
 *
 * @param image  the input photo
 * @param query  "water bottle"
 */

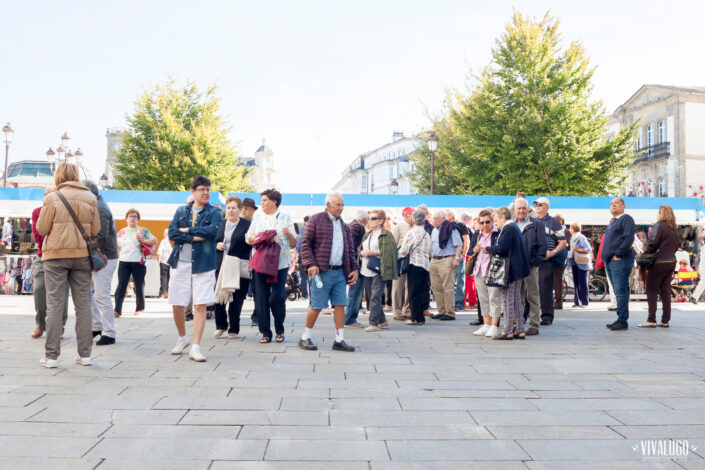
xmin=313 ymin=273 xmax=323 ymax=288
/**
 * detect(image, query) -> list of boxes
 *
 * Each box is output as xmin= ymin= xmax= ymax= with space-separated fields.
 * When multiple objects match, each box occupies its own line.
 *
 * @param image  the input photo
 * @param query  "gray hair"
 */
xmin=354 ymin=209 xmax=369 ymax=222
xmin=325 ymin=192 xmax=343 ymax=205
xmin=460 ymin=212 xmax=472 ymax=222
xmin=433 ymin=210 xmax=446 ymax=219
xmin=81 ymin=179 xmax=99 ymax=197
xmin=446 ymin=209 xmax=456 ymax=219
xmin=513 ymin=198 xmax=529 ymax=209
xmin=411 ymin=209 xmax=426 ymax=226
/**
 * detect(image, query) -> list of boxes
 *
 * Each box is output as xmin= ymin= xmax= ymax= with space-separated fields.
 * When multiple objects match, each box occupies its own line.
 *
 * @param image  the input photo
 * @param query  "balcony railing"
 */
xmin=632 ymin=142 xmax=670 ymax=165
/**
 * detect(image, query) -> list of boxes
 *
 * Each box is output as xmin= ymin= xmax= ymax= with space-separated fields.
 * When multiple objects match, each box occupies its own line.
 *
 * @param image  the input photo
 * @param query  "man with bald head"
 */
xmin=601 ymin=197 xmax=635 ymax=331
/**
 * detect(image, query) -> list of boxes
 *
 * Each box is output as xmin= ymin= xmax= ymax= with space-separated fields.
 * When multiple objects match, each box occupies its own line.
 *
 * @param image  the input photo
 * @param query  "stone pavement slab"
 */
xmin=0 ymin=296 xmax=704 ymax=467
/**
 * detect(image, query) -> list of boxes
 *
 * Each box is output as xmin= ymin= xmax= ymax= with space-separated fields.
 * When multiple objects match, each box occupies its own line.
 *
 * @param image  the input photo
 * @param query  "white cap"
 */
xmin=532 ymin=197 xmax=550 ymax=206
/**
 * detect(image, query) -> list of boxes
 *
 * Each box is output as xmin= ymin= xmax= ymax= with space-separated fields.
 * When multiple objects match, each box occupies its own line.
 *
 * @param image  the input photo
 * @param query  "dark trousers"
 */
xmin=646 ymin=261 xmax=676 ymax=324
xmin=114 ymin=261 xmax=146 ymax=315
xmin=553 ymin=265 xmax=566 ymax=309
xmin=384 ymin=279 xmax=393 ymax=307
xmin=407 ymin=264 xmax=429 ymax=323
xmin=539 ymin=260 xmax=555 ymax=322
xmin=159 ymin=263 xmax=170 ymax=296
xmin=364 ymin=274 xmax=386 ymax=326
xmin=606 ymin=256 xmax=633 ymax=324
xmin=572 ymin=266 xmax=589 ymax=306
xmin=253 ymin=268 xmax=287 ymax=338
xmin=299 ymin=262 xmax=309 ymax=298
xmin=215 ymin=277 xmax=251 ymax=334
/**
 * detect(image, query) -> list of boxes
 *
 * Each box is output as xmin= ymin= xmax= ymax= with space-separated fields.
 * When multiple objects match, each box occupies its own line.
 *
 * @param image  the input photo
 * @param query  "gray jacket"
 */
xmin=95 ymin=194 xmax=118 ymax=259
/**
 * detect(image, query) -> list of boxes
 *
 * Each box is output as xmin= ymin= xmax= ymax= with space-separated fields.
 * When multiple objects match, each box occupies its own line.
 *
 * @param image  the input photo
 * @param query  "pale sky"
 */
xmin=2 ymin=0 xmax=704 ymax=192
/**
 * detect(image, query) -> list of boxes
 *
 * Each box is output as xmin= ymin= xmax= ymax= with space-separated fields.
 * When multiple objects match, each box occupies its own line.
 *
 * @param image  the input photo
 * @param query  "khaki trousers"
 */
xmin=392 ymin=273 xmax=410 ymax=316
xmin=430 ymin=256 xmax=456 ymax=317
xmin=44 ymin=257 xmax=93 ymax=360
xmin=522 ymin=266 xmax=541 ymax=329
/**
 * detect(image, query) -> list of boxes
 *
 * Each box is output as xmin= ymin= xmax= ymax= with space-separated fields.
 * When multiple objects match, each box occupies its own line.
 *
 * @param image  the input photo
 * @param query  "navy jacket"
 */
xmin=469 ymin=229 xmax=499 ymax=253
xmin=486 ymin=222 xmax=531 ymax=284
xmin=601 ymin=214 xmax=635 ymax=263
xmin=516 ymin=217 xmax=547 ymax=267
xmin=167 ymin=202 xmax=222 ymax=274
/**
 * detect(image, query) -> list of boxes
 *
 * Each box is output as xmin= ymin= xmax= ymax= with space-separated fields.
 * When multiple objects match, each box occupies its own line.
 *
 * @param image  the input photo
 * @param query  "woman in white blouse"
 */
xmin=397 ymin=210 xmax=432 ymax=325
xmin=245 ymin=189 xmax=297 ymax=343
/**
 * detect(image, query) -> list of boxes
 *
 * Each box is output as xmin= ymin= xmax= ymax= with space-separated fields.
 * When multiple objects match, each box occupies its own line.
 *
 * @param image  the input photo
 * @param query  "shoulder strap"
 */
xmin=56 ymin=191 xmax=91 ymax=242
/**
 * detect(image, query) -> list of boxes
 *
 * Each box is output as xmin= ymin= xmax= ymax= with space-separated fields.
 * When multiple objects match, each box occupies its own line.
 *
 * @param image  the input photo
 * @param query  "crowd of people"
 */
xmin=29 ymin=164 xmax=705 ymax=366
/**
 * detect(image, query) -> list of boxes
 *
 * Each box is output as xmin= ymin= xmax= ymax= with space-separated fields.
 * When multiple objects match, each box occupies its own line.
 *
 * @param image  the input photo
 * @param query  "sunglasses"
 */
xmin=479 ymin=220 xmax=492 ymax=225
xmin=369 ymin=217 xmax=381 ymax=221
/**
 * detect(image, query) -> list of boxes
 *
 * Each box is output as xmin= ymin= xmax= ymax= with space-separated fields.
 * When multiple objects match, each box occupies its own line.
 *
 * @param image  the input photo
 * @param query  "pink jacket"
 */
xmin=248 ymin=230 xmax=281 ymax=283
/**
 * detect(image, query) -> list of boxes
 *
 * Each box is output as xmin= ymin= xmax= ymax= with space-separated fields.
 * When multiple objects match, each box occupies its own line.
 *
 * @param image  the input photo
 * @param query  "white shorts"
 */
xmin=168 ymin=261 xmax=216 ymax=307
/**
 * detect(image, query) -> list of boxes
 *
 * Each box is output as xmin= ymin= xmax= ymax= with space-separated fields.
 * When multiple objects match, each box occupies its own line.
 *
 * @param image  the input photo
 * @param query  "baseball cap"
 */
xmin=402 ymin=207 xmax=414 ymax=216
xmin=532 ymin=197 xmax=550 ymax=206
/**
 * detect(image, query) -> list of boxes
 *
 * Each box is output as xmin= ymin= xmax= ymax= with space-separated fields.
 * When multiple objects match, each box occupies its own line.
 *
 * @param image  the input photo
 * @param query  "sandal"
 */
xmin=259 ymin=337 xmax=271 ymax=344
xmin=515 ymin=334 xmax=526 ymax=340
xmin=638 ymin=322 xmax=657 ymax=328
xmin=275 ymin=334 xmax=285 ymax=343
xmin=657 ymin=323 xmax=669 ymax=328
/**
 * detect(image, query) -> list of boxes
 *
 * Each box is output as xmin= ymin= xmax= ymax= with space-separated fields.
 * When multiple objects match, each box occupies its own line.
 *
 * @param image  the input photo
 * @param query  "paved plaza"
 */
xmin=0 ymin=295 xmax=704 ymax=469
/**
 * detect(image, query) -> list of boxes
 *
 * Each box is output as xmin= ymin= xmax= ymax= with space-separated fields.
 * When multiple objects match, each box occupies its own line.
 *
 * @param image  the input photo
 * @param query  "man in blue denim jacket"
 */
xmin=166 ymin=175 xmax=222 ymax=362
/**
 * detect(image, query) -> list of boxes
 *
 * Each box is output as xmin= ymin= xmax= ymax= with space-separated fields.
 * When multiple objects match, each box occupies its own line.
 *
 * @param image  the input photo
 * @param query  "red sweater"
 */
xmin=31 ymin=206 xmax=45 ymax=257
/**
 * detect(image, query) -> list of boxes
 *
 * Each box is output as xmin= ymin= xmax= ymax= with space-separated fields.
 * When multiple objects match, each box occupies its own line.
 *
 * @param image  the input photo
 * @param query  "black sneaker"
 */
xmin=608 ymin=322 xmax=628 ymax=331
xmin=540 ymin=319 xmax=552 ymax=325
xmin=439 ymin=315 xmax=455 ymax=321
xmin=185 ymin=313 xmax=194 ymax=322
xmin=298 ymin=338 xmax=318 ymax=351
xmin=92 ymin=331 xmax=102 ymax=338
xmin=206 ymin=312 xmax=213 ymax=320
xmin=332 ymin=340 xmax=355 ymax=352
xmin=96 ymin=336 xmax=115 ymax=346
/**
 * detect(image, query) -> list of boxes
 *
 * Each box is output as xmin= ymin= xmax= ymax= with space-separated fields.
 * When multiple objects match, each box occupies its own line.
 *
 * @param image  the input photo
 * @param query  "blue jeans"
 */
xmin=454 ymin=262 xmax=465 ymax=309
xmin=310 ymin=267 xmax=348 ymax=310
xmin=606 ymin=256 xmax=633 ymax=324
xmin=344 ymin=275 xmax=365 ymax=325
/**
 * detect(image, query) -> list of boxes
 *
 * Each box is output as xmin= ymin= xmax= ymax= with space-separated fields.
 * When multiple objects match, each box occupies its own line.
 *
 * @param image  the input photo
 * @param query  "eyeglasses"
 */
xmin=480 ymin=220 xmax=492 ymax=225
xmin=194 ymin=187 xmax=211 ymax=193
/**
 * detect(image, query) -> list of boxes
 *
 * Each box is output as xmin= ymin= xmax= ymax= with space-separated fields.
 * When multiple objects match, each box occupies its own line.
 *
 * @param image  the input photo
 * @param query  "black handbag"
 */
xmin=367 ymin=256 xmax=382 ymax=273
xmin=485 ymin=255 xmax=510 ymax=287
xmin=397 ymin=234 xmax=426 ymax=275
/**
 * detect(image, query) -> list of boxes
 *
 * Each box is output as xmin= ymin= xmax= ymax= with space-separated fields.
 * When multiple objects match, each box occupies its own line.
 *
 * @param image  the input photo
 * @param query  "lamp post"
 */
xmin=427 ymin=132 xmax=438 ymax=195
xmin=2 ymin=122 xmax=14 ymax=187
xmin=99 ymin=173 xmax=108 ymax=190
xmin=46 ymin=148 xmax=56 ymax=174
xmin=390 ymin=178 xmax=399 ymax=196
xmin=48 ymin=133 xmax=82 ymax=175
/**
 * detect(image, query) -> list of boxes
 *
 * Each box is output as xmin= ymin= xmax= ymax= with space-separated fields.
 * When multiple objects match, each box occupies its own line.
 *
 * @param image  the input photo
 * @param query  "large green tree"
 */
xmin=113 ymin=79 xmax=251 ymax=193
xmin=411 ymin=10 xmax=638 ymax=195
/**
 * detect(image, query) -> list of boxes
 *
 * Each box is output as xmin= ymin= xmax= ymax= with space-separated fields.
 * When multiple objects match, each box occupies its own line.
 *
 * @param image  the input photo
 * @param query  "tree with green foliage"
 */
xmin=113 ymin=80 xmax=251 ymax=193
xmin=411 ymin=10 xmax=638 ymax=196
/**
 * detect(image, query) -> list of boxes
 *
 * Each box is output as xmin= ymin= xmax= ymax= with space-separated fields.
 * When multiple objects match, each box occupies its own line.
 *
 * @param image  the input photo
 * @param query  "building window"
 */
xmin=389 ymin=167 xmax=394 ymax=180
xmin=646 ymin=124 xmax=654 ymax=148
xmin=361 ymin=174 xmax=368 ymax=194
xmin=658 ymin=177 xmax=666 ymax=197
xmin=658 ymin=121 xmax=666 ymax=143
xmin=636 ymin=132 xmax=642 ymax=150
xmin=370 ymin=175 xmax=375 ymax=193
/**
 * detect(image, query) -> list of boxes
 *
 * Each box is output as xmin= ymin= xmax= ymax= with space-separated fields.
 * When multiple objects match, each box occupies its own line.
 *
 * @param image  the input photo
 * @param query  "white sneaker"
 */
xmin=473 ymin=324 xmax=490 ymax=336
xmin=213 ymin=329 xmax=226 ymax=338
xmin=74 ymin=356 xmax=92 ymax=366
xmin=485 ymin=325 xmax=499 ymax=337
xmin=39 ymin=358 xmax=57 ymax=368
xmin=171 ymin=336 xmax=190 ymax=355
xmin=189 ymin=346 xmax=207 ymax=362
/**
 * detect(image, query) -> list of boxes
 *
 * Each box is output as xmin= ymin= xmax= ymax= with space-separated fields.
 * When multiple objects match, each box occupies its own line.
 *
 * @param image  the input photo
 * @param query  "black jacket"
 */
xmin=95 ymin=194 xmax=118 ymax=260
xmin=216 ymin=218 xmax=252 ymax=270
xmin=469 ymin=229 xmax=499 ymax=253
xmin=487 ymin=222 xmax=531 ymax=284
xmin=516 ymin=216 xmax=547 ymax=267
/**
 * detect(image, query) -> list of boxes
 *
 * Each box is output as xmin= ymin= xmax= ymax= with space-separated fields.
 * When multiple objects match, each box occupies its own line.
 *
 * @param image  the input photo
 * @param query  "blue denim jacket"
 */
xmin=167 ymin=202 xmax=222 ymax=274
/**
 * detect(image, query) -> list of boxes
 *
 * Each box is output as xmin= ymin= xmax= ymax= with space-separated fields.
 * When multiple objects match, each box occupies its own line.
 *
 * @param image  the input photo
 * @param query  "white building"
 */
xmin=607 ymin=85 xmax=705 ymax=198
xmin=332 ymin=131 xmax=423 ymax=194
xmin=2 ymin=160 xmax=92 ymax=189
xmin=242 ymin=140 xmax=280 ymax=191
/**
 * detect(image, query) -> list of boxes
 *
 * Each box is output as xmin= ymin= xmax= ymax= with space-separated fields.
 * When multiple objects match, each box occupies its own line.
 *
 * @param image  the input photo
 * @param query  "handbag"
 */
xmin=397 ymin=234 xmax=426 ymax=275
xmin=464 ymin=252 xmax=478 ymax=275
xmin=240 ymin=259 xmax=251 ymax=279
xmin=572 ymin=235 xmax=591 ymax=265
xmin=367 ymin=256 xmax=382 ymax=273
xmin=56 ymin=192 xmax=107 ymax=272
xmin=636 ymin=252 xmax=656 ymax=267
xmin=485 ymin=255 xmax=510 ymax=287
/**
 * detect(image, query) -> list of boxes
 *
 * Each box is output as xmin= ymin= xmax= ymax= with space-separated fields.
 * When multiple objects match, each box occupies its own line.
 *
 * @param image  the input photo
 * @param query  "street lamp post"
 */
xmin=46 ymin=148 xmax=56 ymax=174
xmin=99 ymin=173 xmax=108 ymax=190
xmin=2 ymin=122 xmax=14 ymax=188
xmin=427 ymin=132 xmax=438 ymax=195
xmin=390 ymin=178 xmax=399 ymax=196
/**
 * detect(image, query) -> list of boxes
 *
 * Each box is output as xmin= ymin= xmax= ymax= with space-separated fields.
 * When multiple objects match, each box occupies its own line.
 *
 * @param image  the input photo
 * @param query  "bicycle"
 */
xmin=563 ymin=269 xmax=608 ymax=302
